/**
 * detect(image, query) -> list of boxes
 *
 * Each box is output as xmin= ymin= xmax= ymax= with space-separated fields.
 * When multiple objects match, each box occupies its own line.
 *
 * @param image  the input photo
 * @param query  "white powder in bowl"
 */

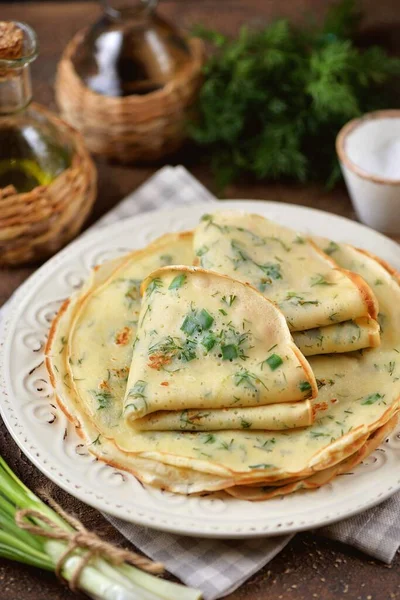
xmin=345 ymin=117 xmax=400 ymax=182
xmin=357 ymin=138 xmax=400 ymax=180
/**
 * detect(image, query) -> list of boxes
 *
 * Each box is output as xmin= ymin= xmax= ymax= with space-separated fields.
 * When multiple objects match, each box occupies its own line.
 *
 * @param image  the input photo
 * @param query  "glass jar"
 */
xmin=0 ymin=21 xmax=72 ymax=192
xmin=72 ymin=0 xmax=192 ymax=97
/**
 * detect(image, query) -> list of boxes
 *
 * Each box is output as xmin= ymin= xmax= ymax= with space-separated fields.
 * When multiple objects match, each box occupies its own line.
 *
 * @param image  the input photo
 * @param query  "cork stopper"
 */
xmin=0 ymin=22 xmax=24 ymax=60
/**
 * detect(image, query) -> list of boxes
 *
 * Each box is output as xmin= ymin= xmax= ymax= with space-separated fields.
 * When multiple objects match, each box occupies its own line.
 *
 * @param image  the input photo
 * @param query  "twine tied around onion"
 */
xmin=15 ymin=489 xmax=164 ymax=591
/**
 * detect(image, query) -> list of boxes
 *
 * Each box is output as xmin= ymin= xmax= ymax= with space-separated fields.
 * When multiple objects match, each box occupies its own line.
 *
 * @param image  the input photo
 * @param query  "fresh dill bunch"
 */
xmin=189 ymin=0 xmax=400 ymax=189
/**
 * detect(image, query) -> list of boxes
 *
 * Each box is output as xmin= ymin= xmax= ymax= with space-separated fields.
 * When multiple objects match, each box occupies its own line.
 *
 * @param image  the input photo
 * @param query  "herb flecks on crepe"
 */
xmin=66 ymin=232 xmax=195 ymax=439
xmin=132 ymin=401 xmax=313 ymax=432
xmin=46 ymin=289 xmax=235 ymax=494
xmin=293 ymin=316 xmax=380 ymax=356
xmin=194 ymin=211 xmax=378 ymax=334
xmin=226 ymin=414 xmax=398 ymax=500
xmin=123 ymin=266 xmax=317 ymax=423
xmin=84 ymin=243 xmax=400 ymax=484
xmin=46 ymin=222 xmax=400 ymax=495
xmin=47 ymin=233 xmax=238 ymax=494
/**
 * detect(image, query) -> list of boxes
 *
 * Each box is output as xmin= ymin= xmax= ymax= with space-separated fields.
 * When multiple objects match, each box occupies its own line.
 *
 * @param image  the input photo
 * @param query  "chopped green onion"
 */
xmin=197 ymin=309 xmax=214 ymax=330
xmin=361 ymin=392 xmax=383 ymax=405
xmin=221 ymin=344 xmax=238 ymax=360
xmin=265 ymin=354 xmax=283 ymax=371
xmin=202 ymin=333 xmax=216 ymax=352
xmin=299 ymin=381 xmax=312 ymax=394
xmin=181 ymin=315 xmax=198 ymax=335
xmin=181 ymin=309 xmax=214 ymax=335
xmin=169 ymin=274 xmax=186 ymax=290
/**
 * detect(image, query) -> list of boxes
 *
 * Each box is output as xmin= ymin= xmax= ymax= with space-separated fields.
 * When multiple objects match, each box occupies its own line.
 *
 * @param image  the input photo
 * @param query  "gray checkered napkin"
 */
xmin=8 ymin=166 xmax=400 ymax=599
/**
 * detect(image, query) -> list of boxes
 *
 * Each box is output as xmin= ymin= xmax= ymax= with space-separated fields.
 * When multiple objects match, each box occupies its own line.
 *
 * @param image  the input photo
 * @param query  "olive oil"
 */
xmin=0 ymin=126 xmax=70 ymax=192
xmin=0 ymin=22 xmax=71 ymax=193
xmin=0 ymin=158 xmax=50 ymax=192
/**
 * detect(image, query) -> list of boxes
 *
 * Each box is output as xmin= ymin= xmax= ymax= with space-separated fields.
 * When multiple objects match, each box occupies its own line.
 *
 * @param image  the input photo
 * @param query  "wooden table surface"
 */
xmin=1 ymin=2 xmax=400 ymax=599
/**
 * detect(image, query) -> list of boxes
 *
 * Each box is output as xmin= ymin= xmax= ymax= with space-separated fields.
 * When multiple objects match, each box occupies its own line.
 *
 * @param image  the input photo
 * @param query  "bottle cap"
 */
xmin=0 ymin=22 xmax=23 ymax=60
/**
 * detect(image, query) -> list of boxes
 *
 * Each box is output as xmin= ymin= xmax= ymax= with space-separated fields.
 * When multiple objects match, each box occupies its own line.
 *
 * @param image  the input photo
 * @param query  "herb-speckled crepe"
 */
xmin=66 ymin=232 xmax=194 ymax=441
xmin=226 ymin=415 xmax=398 ymax=500
xmin=131 ymin=400 xmax=313 ymax=431
xmin=123 ymin=266 xmax=316 ymax=423
xmin=114 ymin=241 xmax=400 ymax=485
xmin=46 ymin=295 xmax=235 ymax=494
xmin=46 ymin=233 xmax=239 ymax=494
xmin=292 ymin=316 xmax=380 ymax=356
xmin=47 ymin=288 xmax=397 ymax=498
xmin=45 ymin=223 xmax=400 ymax=495
xmin=194 ymin=212 xmax=379 ymax=344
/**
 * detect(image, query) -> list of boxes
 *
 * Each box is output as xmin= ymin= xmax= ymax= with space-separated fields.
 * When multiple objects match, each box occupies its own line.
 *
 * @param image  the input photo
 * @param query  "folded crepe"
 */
xmin=123 ymin=266 xmax=317 ymax=423
xmin=292 ymin=316 xmax=380 ymax=356
xmin=131 ymin=401 xmax=313 ymax=431
xmin=194 ymin=212 xmax=379 ymax=353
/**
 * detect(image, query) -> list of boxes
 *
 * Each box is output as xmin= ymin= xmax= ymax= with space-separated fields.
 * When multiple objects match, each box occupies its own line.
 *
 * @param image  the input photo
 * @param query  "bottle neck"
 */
xmin=0 ymin=63 xmax=32 ymax=115
xmin=102 ymin=0 xmax=158 ymax=20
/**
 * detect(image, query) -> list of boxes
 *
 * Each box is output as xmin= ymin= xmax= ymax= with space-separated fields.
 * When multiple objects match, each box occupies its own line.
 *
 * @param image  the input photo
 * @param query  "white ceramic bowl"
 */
xmin=337 ymin=110 xmax=400 ymax=235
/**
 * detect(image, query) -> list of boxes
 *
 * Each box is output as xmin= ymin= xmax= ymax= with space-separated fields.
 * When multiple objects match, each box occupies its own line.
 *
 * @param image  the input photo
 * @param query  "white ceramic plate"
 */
xmin=1 ymin=200 xmax=400 ymax=539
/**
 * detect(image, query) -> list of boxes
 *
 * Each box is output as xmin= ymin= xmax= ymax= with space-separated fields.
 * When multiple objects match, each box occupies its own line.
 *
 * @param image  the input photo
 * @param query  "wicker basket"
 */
xmin=0 ymin=104 xmax=97 ymax=266
xmin=55 ymin=29 xmax=205 ymax=162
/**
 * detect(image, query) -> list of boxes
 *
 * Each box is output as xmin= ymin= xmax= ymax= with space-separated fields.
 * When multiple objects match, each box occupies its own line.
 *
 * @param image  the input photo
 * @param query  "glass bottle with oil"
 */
xmin=0 ymin=21 xmax=72 ymax=192
xmin=72 ymin=0 xmax=192 ymax=97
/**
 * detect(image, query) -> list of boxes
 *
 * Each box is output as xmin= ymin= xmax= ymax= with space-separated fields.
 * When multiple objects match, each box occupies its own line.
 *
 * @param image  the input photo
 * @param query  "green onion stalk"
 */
xmin=0 ymin=456 xmax=202 ymax=600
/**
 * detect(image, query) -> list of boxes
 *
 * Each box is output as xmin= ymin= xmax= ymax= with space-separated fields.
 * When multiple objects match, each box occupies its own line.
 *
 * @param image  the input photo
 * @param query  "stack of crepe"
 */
xmin=46 ymin=211 xmax=400 ymax=500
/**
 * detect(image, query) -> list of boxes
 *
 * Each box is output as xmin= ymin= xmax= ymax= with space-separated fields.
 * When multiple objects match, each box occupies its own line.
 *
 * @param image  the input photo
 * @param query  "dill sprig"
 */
xmin=91 ymin=390 xmax=113 ymax=410
xmin=190 ymin=0 xmax=400 ymax=189
xmin=230 ymin=240 xmax=282 ymax=281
